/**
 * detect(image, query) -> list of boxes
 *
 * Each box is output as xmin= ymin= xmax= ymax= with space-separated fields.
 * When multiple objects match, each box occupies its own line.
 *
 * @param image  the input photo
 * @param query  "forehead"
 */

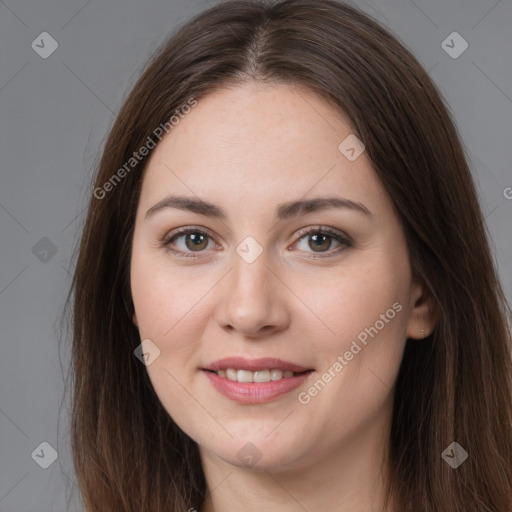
xmin=138 ymin=82 xmax=390 ymax=217
xmin=147 ymin=81 xmax=354 ymax=165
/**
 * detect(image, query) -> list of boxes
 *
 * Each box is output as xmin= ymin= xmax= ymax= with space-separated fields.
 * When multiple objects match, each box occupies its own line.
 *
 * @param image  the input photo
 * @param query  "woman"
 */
xmin=67 ymin=0 xmax=512 ymax=510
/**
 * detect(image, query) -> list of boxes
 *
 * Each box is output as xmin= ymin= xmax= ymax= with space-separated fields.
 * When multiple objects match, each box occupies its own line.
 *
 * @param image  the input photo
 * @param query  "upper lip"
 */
xmin=203 ymin=357 xmax=312 ymax=373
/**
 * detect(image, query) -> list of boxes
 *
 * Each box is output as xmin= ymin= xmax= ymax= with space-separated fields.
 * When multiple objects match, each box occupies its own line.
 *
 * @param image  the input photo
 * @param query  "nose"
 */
xmin=214 ymin=248 xmax=290 ymax=337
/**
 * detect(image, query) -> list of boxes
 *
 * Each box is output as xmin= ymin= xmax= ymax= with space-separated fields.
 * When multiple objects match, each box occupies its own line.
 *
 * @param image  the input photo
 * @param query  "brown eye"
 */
xmin=182 ymin=232 xmax=209 ymax=251
xmin=307 ymin=232 xmax=334 ymax=252
xmin=293 ymin=226 xmax=352 ymax=258
xmin=162 ymin=228 xmax=215 ymax=257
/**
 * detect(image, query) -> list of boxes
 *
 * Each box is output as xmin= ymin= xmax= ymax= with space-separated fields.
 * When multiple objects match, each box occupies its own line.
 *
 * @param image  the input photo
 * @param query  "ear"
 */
xmin=406 ymin=277 xmax=438 ymax=340
xmin=132 ymin=311 xmax=138 ymax=327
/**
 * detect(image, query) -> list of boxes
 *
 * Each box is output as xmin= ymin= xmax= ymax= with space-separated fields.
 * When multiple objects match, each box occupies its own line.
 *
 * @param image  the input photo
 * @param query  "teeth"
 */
xmin=254 ymin=370 xmax=270 ymax=382
xmin=217 ymin=368 xmax=298 ymax=382
xmin=237 ymin=370 xmax=253 ymax=383
xmin=270 ymin=369 xmax=282 ymax=381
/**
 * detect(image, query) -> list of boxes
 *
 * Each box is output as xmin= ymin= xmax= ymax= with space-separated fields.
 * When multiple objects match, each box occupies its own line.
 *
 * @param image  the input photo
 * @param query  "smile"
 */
xmin=201 ymin=357 xmax=314 ymax=403
xmin=213 ymin=368 xmax=300 ymax=382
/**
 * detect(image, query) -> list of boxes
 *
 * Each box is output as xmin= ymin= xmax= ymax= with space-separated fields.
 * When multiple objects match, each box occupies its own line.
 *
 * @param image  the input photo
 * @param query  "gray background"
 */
xmin=0 ymin=0 xmax=511 ymax=510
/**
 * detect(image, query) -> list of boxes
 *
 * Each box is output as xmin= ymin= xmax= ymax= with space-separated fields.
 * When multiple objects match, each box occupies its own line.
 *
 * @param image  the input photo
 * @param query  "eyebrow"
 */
xmin=144 ymin=195 xmax=372 ymax=221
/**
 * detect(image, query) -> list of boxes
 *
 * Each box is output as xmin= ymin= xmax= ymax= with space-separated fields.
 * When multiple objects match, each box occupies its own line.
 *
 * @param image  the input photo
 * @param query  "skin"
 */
xmin=130 ymin=81 xmax=437 ymax=512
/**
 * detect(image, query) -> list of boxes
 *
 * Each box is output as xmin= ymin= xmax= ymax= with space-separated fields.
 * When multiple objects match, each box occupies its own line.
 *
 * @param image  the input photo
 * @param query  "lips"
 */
xmin=203 ymin=357 xmax=312 ymax=373
xmin=202 ymin=357 xmax=314 ymax=404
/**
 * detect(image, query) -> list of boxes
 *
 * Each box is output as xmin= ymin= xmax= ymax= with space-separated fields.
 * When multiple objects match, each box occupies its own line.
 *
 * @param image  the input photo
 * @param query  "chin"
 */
xmin=200 ymin=435 xmax=309 ymax=473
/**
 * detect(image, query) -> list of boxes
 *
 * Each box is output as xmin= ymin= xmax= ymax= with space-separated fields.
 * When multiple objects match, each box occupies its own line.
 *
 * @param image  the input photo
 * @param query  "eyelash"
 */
xmin=161 ymin=225 xmax=352 ymax=260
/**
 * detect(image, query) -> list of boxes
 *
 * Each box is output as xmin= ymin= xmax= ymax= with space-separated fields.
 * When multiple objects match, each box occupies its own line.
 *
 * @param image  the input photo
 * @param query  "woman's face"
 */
xmin=130 ymin=82 xmax=430 ymax=472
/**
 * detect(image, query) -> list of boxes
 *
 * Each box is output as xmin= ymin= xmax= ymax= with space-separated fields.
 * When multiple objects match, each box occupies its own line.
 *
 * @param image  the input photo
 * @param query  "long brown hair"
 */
xmin=64 ymin=0 xmax=512 ymax=510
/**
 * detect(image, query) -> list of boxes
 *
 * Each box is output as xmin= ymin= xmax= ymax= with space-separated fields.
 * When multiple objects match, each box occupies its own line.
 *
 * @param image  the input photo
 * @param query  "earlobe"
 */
xmin=133 ymin=311 xmax=138 ymax=327
xmin=406 ymin=279 xmax=438 ymax=340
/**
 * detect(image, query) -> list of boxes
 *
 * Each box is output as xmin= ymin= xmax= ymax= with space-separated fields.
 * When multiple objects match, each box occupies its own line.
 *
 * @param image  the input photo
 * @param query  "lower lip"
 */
xmin=203 ymin=370 xmax=313 ymax=404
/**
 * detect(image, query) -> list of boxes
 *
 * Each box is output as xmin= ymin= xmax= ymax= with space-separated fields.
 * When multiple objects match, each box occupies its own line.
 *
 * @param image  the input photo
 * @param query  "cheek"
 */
xmin=130 ymin=248 xmax=197 ymax=360
xmin=130 ymin=254 xmax=208 ymax=425
xmin=293 ymin=267 xmax=408 ymax=434
xmin=291 ymin=256 xmax=410 ymax=416
xmin=291 ymin=258 xmax=408 ymax=350
xmin=131 ymin=242 xmax=203 ymax=334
